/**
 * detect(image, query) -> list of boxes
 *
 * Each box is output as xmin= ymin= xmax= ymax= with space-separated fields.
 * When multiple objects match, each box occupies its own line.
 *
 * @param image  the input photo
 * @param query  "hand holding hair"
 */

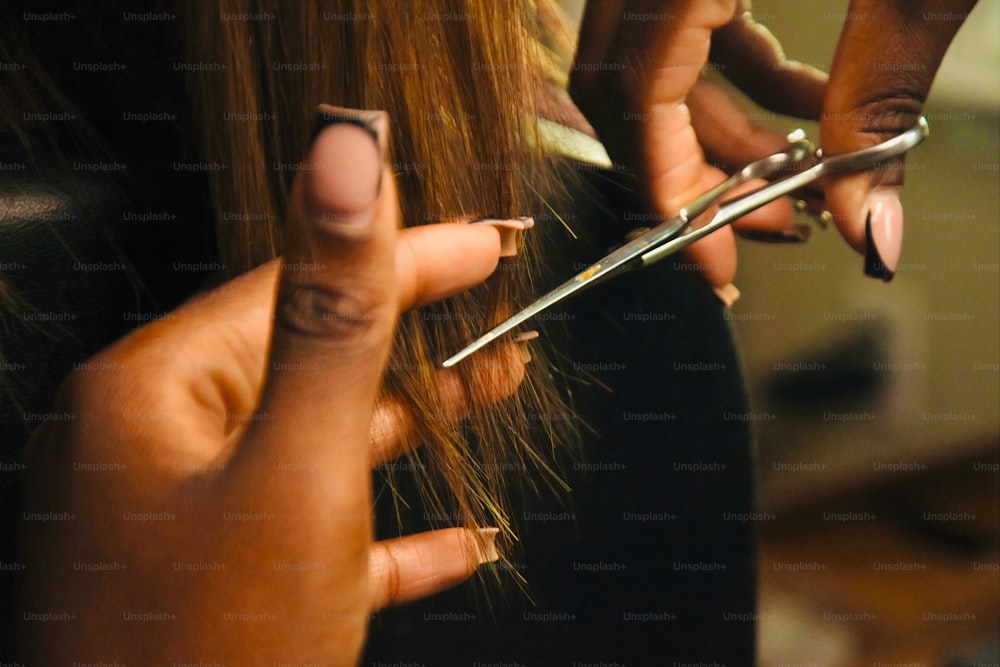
xmin=18 ymin=109 xmax=527 ymax=663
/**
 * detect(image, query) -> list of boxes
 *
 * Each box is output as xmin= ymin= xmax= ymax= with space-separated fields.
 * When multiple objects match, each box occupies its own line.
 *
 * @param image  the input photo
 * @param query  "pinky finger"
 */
xmin=367 ymin=527 xmax=499 ymax=611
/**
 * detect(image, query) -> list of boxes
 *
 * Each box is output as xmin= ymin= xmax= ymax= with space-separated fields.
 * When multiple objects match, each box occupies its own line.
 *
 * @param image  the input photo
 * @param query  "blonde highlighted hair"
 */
xmin=178 ymin=0 xmax=581 ymax=564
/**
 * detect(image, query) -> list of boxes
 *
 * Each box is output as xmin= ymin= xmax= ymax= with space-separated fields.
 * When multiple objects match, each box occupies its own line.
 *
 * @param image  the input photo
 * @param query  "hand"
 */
xmin=571 ymin=0 xmax=977 ymax=288
xmin=819 ymin=0 xmax=977 ymax=280
xmin=570 ymin=0 xmax=826 ymax=292
xmin=18 ymin=110 xmax=528 ymax=663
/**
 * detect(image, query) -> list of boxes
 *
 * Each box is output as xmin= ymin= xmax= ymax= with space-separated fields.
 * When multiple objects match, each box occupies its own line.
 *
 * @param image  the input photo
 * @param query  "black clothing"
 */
xmin=362 ymin=170 xmax=756 ymax=666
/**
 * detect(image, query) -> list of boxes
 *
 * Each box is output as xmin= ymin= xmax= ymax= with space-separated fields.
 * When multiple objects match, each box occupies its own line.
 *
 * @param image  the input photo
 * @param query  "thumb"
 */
xmin=821 ymin=0 xmax=975 ymax=281
xmin=230 ymin=106 xmax=397 ymax=483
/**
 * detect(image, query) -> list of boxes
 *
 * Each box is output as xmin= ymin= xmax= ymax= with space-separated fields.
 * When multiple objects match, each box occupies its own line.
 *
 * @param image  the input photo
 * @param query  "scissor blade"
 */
xmin=441 ymin=215 xmax=690 ymax=367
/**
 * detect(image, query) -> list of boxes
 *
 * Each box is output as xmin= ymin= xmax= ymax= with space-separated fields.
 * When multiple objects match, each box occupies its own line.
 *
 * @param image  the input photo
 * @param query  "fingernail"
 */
xmin=308 ymin=105 xmax=388 ymax=233
xmin=713 ymin=283 xmax=741 ymax=308
xmin=863 ymin=188 xmax=903 ymax=282
xmin=471 ymin=217 xmax=534 ymax=257
xmin=784 ymin=224 xmax=813 ymax=242
xmin=511 ymin=330 xmax=539 ymax=365
xmin=516 ymin=344 xmax=533 ymax=365
xmin=315 ymin=104 xmax=388 ymax=158
xmin=737 ymin=224 xmax=811 ymax=243
xmin=475 ymin=527 xmax=500 ymax=565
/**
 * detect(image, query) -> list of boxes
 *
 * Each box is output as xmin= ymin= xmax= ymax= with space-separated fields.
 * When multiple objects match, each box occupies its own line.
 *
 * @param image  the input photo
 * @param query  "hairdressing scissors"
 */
xmin=442 ymin=117 xmax=929 ymax=368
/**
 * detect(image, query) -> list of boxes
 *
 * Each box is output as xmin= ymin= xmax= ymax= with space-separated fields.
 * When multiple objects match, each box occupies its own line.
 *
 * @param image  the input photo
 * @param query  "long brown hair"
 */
xmin=177 ymin=0 xmax=580 ymax=566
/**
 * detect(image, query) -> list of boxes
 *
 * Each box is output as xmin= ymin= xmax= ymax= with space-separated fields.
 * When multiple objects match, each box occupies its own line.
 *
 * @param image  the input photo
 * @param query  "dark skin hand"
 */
xmin=571 ymin=0 xmax=978 ymax=288
xmin=18 ymin=116 xmax=526 ymax=664
xmin=820 ymin=0 xmax=978 ymax=271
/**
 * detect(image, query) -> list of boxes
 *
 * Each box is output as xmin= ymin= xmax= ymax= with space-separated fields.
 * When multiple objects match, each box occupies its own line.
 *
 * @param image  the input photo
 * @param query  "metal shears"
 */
xmin=443 ymin=118 xmax=929 ymax=368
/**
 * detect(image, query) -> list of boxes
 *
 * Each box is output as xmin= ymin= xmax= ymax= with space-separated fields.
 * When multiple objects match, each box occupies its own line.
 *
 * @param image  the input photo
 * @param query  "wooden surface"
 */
xmin=758 ymin=445 xmax=999 ymax=665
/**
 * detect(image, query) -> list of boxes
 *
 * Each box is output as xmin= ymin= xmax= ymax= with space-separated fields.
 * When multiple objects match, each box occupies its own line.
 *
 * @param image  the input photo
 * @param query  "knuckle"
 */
xmin=830 ymin=92 xmax=925 ymax=138
xmin=379 ymin=546 xmax=402 ymax=604
xmin=276 ymin=281 xmax=388 ymax=344
xmin=825 ymin=93 xmax=925 ymax=186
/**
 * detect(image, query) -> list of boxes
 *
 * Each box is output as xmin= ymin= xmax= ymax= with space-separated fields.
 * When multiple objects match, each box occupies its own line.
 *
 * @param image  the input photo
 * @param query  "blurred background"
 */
xmin=724 ymin=2 xmax=998 ymax=664
xmin=561 ymin=0 xmax=999 ymax=663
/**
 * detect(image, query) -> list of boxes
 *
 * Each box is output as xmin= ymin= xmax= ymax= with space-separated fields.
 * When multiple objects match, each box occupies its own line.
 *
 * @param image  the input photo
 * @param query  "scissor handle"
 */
xmin=677 ymin=130 xmax=815 ymax=224
xmin=813 ymin=116 xmax=929 ymax=177
xmin=639 ymin=117 xmax=930 ymax=267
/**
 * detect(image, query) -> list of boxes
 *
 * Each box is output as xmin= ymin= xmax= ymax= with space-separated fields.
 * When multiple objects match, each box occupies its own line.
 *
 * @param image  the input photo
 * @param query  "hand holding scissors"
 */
xmin=568 ymin=0 xmax=977 ymax=290
xmin=445 ymin=118 xmax=929 ymax=367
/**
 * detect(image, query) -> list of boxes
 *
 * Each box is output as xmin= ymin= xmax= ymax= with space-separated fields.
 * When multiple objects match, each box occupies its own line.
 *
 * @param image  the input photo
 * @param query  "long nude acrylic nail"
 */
xmin=314 ymin=104 xmax=389 ymax=158
xmin=475 ymin=527 xmax=500 ymax=565
xmin=511 ymin=330 xmax=540 ymax=343
xmin=863 ymin=188 xmax=903 ymax=282
xmin=306 ymin=105 xmax=388 ymax=235
xmin=471 ymin=217 xmax=535 ymax=257
xmin=511 ymin=330 xmax=539 ymax=364
xmin=713 ymin=283 xmax=741 ymax=308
